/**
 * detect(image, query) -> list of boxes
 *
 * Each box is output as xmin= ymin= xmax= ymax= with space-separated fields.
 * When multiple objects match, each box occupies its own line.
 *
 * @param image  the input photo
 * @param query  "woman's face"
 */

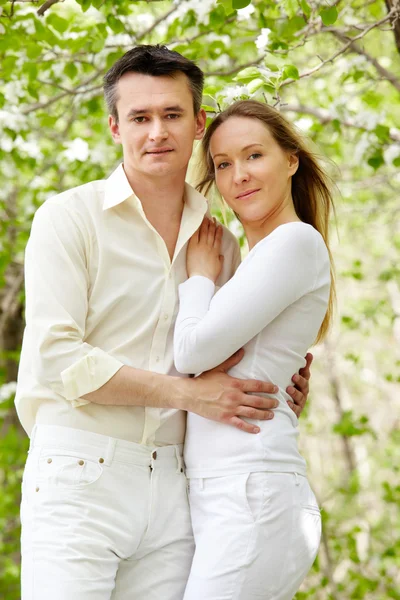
xmin=209 ymin=116 xmax=298 ymax=224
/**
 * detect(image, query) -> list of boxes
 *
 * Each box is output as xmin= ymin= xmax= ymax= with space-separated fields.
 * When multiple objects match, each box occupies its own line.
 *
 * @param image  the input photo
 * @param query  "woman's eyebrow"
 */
xmin=213 ymin=143 xmax=264 ymax=159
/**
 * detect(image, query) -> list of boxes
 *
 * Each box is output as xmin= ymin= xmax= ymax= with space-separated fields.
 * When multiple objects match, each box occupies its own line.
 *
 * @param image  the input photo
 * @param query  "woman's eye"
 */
xmin=249 ymin=153 xmax=262 ymax=160
xmin=216 ymin=162 xmax=230 ymax=170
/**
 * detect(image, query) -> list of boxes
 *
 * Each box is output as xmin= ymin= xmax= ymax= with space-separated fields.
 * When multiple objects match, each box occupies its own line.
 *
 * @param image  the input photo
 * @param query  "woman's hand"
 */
xmin=187 ymin=217 xmax=224 ymax=283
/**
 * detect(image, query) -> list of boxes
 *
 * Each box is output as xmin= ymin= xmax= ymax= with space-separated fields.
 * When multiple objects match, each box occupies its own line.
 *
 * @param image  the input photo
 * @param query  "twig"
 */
xmin=281 ymin=10 xmax=396 ymax=88
xmin=37 ymin=0 xmax=61 ymax=16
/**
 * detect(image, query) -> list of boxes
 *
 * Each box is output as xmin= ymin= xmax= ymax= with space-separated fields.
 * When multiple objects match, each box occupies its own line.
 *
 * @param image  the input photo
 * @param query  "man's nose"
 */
xmin=149 ymin=120 xmax=168 ymax=142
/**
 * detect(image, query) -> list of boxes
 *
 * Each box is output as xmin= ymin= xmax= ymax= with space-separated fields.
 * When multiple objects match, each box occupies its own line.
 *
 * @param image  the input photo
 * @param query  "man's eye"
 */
xmin=216 ymin=162 xmax=230 ymax=170
xmin=249 ymin=153 xmax=262 ymax=160
xmin=166 ymin=114 xmax=180 ymax=119
xmin=134 ymin=117 xmax=147 ymax=123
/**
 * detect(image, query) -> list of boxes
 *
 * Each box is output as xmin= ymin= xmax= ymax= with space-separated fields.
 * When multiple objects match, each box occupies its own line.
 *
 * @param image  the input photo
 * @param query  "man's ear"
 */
xmin=288 ymin=153 xmax=299 ymax=176
xmin=109 ymin=115 xmax=121 ymax=144
xmin=194 ymin=108 xmax=207 ymax=140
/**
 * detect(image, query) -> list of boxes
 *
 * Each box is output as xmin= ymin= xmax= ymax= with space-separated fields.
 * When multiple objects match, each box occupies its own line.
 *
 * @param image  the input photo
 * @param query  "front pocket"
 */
xmin=38 ymin=452 xmax=104 ymax=490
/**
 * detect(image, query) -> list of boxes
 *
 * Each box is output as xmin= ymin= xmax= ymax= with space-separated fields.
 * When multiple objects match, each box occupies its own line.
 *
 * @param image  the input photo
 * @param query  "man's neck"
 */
xmin=123 ymin=164 xmax=187 ymax=222
xmin=123 ymin=164 xmax=187 ymax=261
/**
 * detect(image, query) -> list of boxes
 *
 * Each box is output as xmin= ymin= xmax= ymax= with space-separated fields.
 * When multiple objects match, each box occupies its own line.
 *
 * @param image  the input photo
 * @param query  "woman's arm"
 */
xmin=174 ymin=219 xmax=325 ymax=374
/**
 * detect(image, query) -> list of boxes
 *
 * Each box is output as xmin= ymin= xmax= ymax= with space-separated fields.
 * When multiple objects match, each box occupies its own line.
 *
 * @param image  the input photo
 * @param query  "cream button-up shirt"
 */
xmin=15 ymin=164 xmax=240 ymax=446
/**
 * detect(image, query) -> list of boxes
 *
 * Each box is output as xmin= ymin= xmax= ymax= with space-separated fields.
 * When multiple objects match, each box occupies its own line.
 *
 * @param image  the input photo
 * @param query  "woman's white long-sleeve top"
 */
xmin=174 ymin=222 xmax=331 ymax=478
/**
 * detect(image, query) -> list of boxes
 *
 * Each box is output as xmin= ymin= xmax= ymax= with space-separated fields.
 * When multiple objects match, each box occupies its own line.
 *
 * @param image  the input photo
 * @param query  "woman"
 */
xmin=174 ymin=100 xmax=335 ymax=600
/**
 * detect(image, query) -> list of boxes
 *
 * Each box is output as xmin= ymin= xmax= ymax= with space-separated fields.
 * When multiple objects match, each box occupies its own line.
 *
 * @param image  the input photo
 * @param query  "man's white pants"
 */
xmin=20 ymin=425 xmax=194 ymax=600
xmin=184 ymin=471 xmax=321 ymax=600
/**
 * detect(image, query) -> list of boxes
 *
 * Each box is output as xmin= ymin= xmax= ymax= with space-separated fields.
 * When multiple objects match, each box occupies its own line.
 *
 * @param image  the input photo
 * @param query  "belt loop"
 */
xmin=104 ymin=438 xmax=117 ymax=466
xmin=294 ymin=472 xmax=300 ymax=486
xmin=175 ymin=446 xmax=184 ymax=474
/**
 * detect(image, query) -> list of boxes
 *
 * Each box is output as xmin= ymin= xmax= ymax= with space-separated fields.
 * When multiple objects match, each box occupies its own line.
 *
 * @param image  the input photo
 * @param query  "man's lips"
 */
xmin=145 ymin=148 xmax=174 ymax=155
xmin=235 ymin=188 xmax=261 ymax=199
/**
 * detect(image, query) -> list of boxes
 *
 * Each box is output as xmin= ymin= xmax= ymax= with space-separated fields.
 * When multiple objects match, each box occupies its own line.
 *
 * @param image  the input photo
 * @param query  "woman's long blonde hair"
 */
xmin=197 ymin=100 xmax=336 ymax=343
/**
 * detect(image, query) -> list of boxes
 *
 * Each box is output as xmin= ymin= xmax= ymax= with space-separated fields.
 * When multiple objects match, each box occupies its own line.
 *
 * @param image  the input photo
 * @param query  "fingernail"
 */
xmin=293 ymin=374 xmax=299 ymax=382
xmin=253 ymin=426 xmax=260 ymax=433
xmin=273 ymin=385 xmax=279 ymax=393
xmin=287 ymin=386 xmax=295 ymax=394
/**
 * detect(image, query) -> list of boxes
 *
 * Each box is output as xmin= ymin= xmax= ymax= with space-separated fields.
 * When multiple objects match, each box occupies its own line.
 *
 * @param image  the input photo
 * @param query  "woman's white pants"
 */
xmin=183 ymin=471 xmax=321 ymax=600
xmin=20 ymin=425 xmax=194 ymax=600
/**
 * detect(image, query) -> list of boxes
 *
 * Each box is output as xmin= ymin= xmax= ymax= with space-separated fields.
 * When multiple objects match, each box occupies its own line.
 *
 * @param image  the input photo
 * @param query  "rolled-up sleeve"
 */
xmin=24 ymin=201 xmax=124 ymax=406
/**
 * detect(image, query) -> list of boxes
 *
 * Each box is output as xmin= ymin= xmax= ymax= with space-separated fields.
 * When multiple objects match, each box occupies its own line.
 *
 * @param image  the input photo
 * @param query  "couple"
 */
xmin=17 ymin=45 xmax=334 ymax=600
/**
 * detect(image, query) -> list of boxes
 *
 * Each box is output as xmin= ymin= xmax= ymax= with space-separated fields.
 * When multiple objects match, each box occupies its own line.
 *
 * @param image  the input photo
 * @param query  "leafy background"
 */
xmin=0 ymin=0 xmax=399 ymax=598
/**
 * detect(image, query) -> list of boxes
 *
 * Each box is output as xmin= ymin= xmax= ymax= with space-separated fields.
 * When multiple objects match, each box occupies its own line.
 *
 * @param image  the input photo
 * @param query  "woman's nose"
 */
xmin=233 ymin=165 xmax=250 ymax=184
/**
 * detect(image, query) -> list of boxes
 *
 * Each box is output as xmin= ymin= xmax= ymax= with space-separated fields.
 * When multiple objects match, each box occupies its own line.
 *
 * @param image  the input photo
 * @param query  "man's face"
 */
xmin=109 ymin=72 xmax=206 ymax=180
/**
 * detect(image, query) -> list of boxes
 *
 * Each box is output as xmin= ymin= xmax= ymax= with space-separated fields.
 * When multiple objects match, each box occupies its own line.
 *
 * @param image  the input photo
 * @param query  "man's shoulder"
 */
xmin=220 ymin=222 xmax=240 ymax=253
xmin=42 ymin=178 xmax=106 ymax=215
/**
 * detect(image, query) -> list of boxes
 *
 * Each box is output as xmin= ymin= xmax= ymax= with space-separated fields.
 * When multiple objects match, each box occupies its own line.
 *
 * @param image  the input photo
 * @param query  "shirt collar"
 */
xmin=103 ymin=163 xmax=135 ymax=210
xmin=103 ymin=163 xmax=208 ymax=216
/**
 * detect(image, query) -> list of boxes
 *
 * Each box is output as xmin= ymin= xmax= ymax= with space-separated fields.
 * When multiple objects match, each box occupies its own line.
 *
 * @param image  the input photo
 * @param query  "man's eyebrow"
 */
xmin=127 ymin=106 xmax=185 ymax=118
xmin=213 ymin=143 xmax=264 ymax=159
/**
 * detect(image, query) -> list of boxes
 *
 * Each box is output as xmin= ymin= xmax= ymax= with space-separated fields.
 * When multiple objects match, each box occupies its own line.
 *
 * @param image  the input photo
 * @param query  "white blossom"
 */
xmin=63 ymin=138 xmax=90 ymax=162
xmin=0 ymin=382 xmax=17 ymax=403
xmin=222 ymin=85 xmax=250 ymax=104
xmin=294 ymin=117 xmax=314 ymax=131
xmin=237 ymin=4 xmax=255 ymax=21
xmin=255 ymin=28 xmax=271 ymax=51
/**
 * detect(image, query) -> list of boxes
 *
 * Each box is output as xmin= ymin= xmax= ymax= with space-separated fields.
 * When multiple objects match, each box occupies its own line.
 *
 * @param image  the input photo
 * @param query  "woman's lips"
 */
xmin=236 ymin=188 xmax=260 ymax=199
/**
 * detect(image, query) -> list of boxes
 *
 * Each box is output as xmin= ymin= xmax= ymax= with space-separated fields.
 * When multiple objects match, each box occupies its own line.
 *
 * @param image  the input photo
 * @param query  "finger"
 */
xmin=199 ymin=217 xmax=209 ymax=241
xmin=210 ymin=348 xmax=244 ymax=373
xmin=207 ymin=217 xmax=216 ymax=246
xmin=214 ymin=225 xmax=223 ymax=250
xmin=287 ymin=400 xmax=301 ymax=418
xmin=236 ymin=406 xmax=274 ymax=420
xmin=228 ymin=416 xmax=260 ymax=434
xmin=292 ymin=373 xmax=309 ymax=396
xmin=240 ymin=379 xmax=279 ymax=395
xmin=299 ymin=352 xmax=313 ymax=380
xmin=286 ymin=385 xmax=305 ymax=408
xmin=241 ymin=394 xmax=278 ymax=410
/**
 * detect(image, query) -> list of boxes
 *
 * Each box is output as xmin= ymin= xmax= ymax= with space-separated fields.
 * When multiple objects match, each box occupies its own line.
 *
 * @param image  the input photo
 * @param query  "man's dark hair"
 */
xmin=103 ymin=45 xmax=204 ymax=121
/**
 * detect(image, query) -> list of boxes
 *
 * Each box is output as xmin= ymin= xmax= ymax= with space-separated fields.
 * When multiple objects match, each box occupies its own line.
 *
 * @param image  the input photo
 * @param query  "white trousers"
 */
xmin=20 ymin=425 xmax=194 ymax=600
xmin=184 ymin=472 xmax=321 ymax=600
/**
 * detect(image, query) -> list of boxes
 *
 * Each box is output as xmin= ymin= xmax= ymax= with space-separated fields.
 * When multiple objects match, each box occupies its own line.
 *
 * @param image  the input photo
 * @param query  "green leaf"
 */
xmin=299 ymin=0 xmax=311 ymax=19
xmin=320 ymin=6 xmax=338 ymax=26
xmin=47 ymin=14 xmax=69 ymax=34
xmin=202 ymin=104 xmax=217 ymax=113
xmin=64 ymin=62 xmax=78 ymax=80
xmin=283 ymin=64 xmax=299 ymax=80
xmin=232 ymin=0 xmax=252 ymax=8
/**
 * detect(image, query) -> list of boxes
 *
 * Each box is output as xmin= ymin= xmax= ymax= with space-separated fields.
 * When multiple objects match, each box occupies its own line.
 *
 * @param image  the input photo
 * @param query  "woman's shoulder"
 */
xmin=254 ymin=222 xmax=326 ymax=258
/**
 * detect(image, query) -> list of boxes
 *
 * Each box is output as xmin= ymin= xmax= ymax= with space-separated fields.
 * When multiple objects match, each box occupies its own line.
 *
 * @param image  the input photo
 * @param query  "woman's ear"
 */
xmin=288 ymin=153 xmax=299 ymax=176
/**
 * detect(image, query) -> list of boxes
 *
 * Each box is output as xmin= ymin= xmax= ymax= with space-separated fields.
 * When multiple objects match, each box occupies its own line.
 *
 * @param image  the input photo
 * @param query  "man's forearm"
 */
xmin=82 ymin=365 xmax=189 ymax=410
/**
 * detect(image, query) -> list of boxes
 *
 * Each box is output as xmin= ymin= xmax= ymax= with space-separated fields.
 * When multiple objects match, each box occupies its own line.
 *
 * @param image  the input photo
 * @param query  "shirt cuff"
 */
xmin=178 ymin=276 xmax=216 ymax=318
xmin=61 ymin=347 xmax=124 ymax=406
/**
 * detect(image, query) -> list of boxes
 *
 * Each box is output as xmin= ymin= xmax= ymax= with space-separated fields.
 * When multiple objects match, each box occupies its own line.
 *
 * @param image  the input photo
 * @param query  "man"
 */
xmin=16 ymin=45 xmax=312 ymax=600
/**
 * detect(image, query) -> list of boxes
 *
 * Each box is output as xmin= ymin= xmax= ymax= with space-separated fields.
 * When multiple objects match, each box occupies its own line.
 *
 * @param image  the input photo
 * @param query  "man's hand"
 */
xmin=286 ymin=352 xmax=313 ymax=418
xmin=182 ymin=349 xmax=279 ymax=434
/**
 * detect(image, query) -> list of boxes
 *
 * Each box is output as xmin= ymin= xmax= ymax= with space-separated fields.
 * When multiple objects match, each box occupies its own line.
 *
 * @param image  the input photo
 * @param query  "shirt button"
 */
xmin=164 ymin=314 xmax=168 ymax=320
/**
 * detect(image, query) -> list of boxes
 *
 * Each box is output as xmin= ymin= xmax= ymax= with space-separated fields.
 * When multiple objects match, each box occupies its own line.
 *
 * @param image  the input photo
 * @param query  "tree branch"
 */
xmin=281 ymin=103 xmax=400 ymax=143
xmin=204 ymin=57 xmax=264 ymax=78
xmin=385 ymin=0 xmax=400 ymax=54
xmin=329 ymin=28 xmax=400 ymax=92
xmin=37 ymin=0 xmax=61 ymax=16
xmin=281 ymin=10 xmax=397 ymax=88
xmin=136 ymin=4 xmax=179 ymax=41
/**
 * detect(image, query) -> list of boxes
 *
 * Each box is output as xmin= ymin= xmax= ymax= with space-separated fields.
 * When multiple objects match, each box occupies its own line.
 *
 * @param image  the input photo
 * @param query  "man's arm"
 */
xmin=83 ymin=349 xmax=279 ymax=435
xmin=26 ymin=202 xmax=278 ymax=435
